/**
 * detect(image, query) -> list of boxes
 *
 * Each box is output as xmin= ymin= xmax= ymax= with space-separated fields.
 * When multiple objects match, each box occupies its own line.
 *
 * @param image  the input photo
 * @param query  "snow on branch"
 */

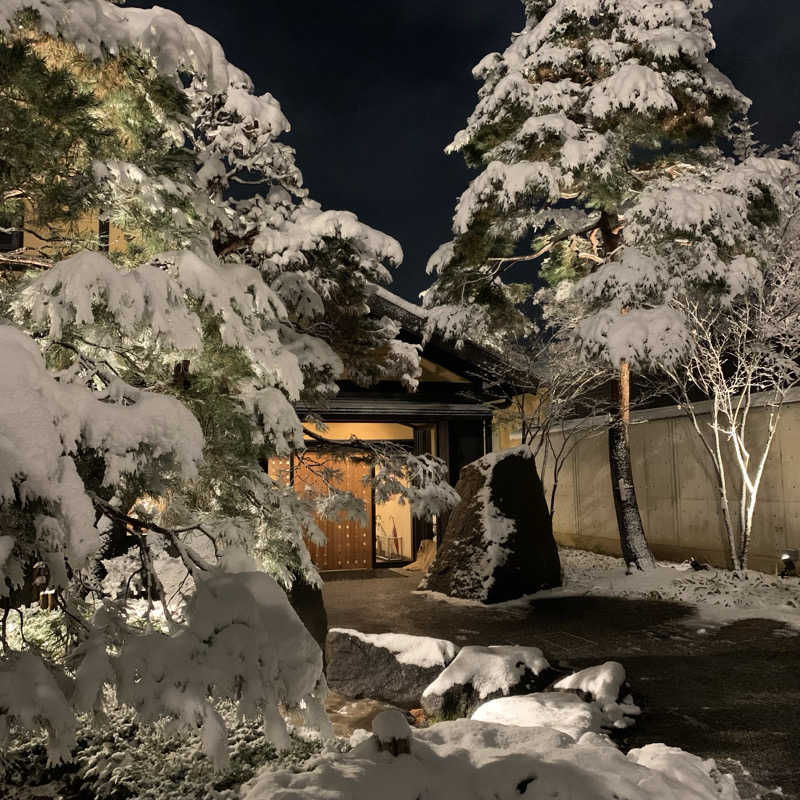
xmin=454 ymin=161 xmax=563 ymax=235
xmin=0 ymin=325 xmax=203 ymax=598
xmin=585 ymin=63 xmax=677 ymax=119
xmin=0 ymin=0 xmax=250 ymax=91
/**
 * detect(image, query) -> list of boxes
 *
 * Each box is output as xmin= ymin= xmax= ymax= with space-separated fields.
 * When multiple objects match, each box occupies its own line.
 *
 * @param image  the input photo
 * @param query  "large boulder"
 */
xmin=420 ymin=446 xmax=561 ymax=603
xmin=420 ymin=644 xmax=554 ymax=719
xmin=326 ymin=628 xmax=459 ymax=709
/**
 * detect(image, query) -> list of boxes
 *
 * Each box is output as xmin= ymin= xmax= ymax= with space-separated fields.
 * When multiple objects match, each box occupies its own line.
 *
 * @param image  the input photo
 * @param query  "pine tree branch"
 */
xmin=486 ymin=217 xmax=601 ymax=268
xmin=0 ymin=250 xmax=53 ymax=270
xmin=214 ymin=229 xmax=259 ymax=258
xmin=88 ymin=493 xmax=214 ymax=577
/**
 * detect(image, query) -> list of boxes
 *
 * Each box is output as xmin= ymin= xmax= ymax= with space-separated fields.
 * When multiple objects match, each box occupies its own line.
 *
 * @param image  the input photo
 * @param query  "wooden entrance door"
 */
xmin=292 ymin=457 xmax=373 ymax=571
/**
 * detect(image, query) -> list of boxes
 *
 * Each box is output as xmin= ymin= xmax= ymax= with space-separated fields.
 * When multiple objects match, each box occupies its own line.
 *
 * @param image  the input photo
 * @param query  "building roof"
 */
xmin=367 ymin=284 xmax=510 ymax=387
xmin=296 ymin=285 xmax=510 ymax=424
xmin=295 ymin=393 xmax=494 ymax=421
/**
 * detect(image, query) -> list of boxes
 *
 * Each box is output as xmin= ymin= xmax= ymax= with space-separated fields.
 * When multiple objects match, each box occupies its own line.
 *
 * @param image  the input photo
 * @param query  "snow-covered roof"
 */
xmin=370 ymin=284 xmax=428 ymax=322
xmin=367 ymin=284 xmax=511 ymax=392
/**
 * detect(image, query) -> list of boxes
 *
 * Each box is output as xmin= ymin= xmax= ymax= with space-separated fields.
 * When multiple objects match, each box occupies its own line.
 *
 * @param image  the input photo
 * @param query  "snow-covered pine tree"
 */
xmin=0 ymin=0 xmax=455 ymax=764
xmin=425 ymin=0 xmax=750 ymax=570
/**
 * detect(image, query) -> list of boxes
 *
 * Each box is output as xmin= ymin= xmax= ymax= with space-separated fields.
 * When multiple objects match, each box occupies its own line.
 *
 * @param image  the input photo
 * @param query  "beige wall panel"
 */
xmin=575 ymin=433 xmax=618 ymax=539
xmin=628 ymin=421 xmax=650 ymax=514
xmin=742 ymin=412 xmax=784 ymax=503
xmin=671 ymin=418 xmax=718 ymax=501
xmin=676 ymin=497 xmax=728 ymax=552
xmin=750 ymin=500 xmax=787 ymax=558
xmin=643 ymin=496 xmax=679 ymax=546
xmin=551 ymin=463 xmax=578 ymax=540
xmin=555 ymin=530 xmax=622 ymax=557
xmin=783 ymin=501 xmax=800 ymax=551
xmin=779 ymin=406 xmax=800 ymax=500
xmin=632 ymin=418 xmax=677 ymax=545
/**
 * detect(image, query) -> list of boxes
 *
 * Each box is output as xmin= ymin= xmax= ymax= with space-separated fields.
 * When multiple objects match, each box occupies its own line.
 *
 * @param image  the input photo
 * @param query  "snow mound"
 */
xmin=423 ymin=645 xmax=550 ymax=702
xmin=241 ymin=718 xmax=739 ymax=800
xmin=329 ymin=629 xmax=458 ymax=669
xmin=554 ymin=661 xmax=626 ymax=706
xmin=372 ymin=710 xmax=411 ymax=744
xmin=471 ymin=693 xmax=603 ymax=741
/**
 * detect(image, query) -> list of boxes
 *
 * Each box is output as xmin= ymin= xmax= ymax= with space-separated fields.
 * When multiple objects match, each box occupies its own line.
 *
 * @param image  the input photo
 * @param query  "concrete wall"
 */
xmin=496 ymin=397 xmax=800 ymax=573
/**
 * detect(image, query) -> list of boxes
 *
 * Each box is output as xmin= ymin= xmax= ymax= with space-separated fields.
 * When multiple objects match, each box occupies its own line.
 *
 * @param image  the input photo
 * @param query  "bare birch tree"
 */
xmin=477 ymin=326 xmax=613 ymax=522
xmin=660 ymin=244 xmax=800 ymax=570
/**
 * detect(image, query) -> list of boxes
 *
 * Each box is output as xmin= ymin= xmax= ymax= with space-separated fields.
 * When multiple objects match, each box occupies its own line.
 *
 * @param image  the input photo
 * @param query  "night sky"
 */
xmin=132 ymin=1 xmax=800 ymax=301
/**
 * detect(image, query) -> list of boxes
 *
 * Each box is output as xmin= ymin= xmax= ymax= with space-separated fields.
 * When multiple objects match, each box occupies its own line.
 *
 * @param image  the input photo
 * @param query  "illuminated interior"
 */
xmin=375 ymin=490 xmax=413 ymax=562
xmin=304 ymin=421 xmax=414 ymax=441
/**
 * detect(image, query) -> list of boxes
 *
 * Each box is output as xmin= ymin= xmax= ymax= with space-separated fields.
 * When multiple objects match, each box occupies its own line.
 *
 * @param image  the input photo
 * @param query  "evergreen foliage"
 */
xmin=425 ymin=0 xmax=750 ymax=336
xmin=423 ymin=0 xmax=799 ymax=571
xmin=0 ymin=0 xmax=455 ymax=765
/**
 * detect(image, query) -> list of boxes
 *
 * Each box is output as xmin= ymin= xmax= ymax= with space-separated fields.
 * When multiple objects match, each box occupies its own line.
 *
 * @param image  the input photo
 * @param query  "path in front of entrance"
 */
xmin=322 ymin=571 xmax=800 ymax=800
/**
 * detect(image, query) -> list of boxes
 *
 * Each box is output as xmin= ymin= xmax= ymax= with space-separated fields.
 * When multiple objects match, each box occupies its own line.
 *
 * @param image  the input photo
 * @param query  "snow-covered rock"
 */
xmin=326 ymin=629 xmax=459 ymax=709
xmin=553 ymin=661 xmax=627 ymax=706
xmin=421 ymin=645 xmax=553 ymax=718
xmin=372 ymin=710 xmax=412 ymax=755
xmin=241 ymin=718 xmax=740 ymax=800
xmin=552 ymin=661 xmax=640 ymax=730
xmin=421 ymin=447 xmax=561 ymax=603
xmin=471 ymin=693 xmax=603 ymax=740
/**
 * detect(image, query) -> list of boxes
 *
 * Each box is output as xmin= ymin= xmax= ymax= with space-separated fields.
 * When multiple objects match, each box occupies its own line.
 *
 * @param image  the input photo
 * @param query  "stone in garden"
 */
xmin=552 ymin=661 xmax=627 ymax=705
xmin=551 ymin=661 xmax=640 ymax=730
xmin=326 ymin=628 xmax=459 ymax=709
xmin=471 ymin=692 xmax=604 ymax=740
xmin=421 ymin=644 xmax=554 ymax=719
xmin=420 ymin=447 xmax=561 ymax=603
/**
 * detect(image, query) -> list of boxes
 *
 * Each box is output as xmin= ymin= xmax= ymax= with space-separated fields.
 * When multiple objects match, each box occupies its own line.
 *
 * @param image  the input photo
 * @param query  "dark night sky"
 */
xmin=132 ymin=1 xmax=800 ymax=301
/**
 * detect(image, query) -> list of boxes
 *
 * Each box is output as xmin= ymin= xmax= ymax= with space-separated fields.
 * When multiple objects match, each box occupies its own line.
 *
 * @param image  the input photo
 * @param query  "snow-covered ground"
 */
xmin=242 ymin=712 xmax=740 ymax=800
xmin=545 ymin=548 xmax=800 ymax=630
xmin=421 ymin=547 xmax=800 ymax=630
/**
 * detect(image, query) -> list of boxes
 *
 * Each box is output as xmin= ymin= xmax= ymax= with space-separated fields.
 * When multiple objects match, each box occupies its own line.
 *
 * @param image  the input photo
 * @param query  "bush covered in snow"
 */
xmin=0 ymin=702 xmax=320 ymax=800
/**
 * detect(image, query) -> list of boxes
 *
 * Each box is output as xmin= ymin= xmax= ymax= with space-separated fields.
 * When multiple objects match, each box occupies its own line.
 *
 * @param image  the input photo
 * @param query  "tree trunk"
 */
xmin=608 ymin=362 xmax=656 ymax=571
xmin=598 ymin=211 xmax=656 ymax=571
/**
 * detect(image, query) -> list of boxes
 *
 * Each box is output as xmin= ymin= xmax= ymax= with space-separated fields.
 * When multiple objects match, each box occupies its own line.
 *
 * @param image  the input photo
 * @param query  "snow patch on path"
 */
xmin=418 ymin=547 xmax=800 ymax=629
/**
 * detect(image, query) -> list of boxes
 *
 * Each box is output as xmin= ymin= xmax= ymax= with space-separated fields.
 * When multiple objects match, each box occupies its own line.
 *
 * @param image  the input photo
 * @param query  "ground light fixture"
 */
xmin=780 ymin=553 xmax=797 ymax=578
